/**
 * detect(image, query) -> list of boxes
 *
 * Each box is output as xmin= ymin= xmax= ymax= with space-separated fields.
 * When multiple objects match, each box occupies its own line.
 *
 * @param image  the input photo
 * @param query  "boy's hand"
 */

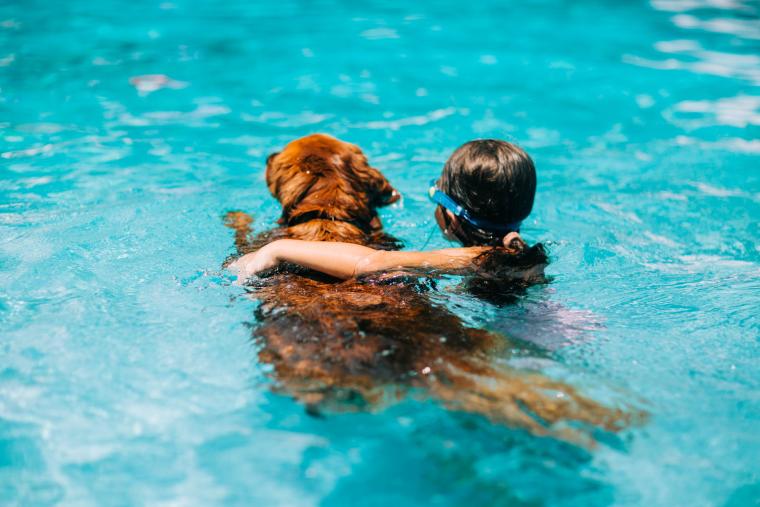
xmin=228 ymin=243 xmax=279 ymax=284
xmin=502 ymin=232 xmax=527 ymax=254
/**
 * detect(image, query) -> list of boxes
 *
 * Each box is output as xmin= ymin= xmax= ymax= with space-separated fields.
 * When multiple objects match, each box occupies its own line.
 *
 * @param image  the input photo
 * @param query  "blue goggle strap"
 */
xmin=428 ymin=180 xmax=521 ymax=234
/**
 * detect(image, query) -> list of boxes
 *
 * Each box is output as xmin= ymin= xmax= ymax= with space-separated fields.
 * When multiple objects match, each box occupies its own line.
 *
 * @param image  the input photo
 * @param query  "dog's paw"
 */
xmin=223 ymin=211 xmax=253 ymax=229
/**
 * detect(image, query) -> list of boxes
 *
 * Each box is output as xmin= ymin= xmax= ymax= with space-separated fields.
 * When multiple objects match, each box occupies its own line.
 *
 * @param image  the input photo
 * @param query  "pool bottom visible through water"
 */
xmin=1 ymin=0 xmax=759 ymax=506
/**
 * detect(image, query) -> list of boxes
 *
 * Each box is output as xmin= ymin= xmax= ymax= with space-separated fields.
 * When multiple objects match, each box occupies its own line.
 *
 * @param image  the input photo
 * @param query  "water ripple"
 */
xmin=352 ymin=107 xmax=463 ymax=130
xmin=667 ymin=95 xmax=760 ymax=128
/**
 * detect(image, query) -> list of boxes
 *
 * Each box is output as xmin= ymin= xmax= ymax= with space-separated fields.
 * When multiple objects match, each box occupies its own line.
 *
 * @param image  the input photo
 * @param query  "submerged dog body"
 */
xmin=225 ymin=134 xmax=631 ymax=441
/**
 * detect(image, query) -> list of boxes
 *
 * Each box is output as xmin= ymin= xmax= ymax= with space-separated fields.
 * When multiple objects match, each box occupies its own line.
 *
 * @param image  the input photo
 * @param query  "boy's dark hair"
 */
xmin=440 ymin=139 xmax=536 ymax=246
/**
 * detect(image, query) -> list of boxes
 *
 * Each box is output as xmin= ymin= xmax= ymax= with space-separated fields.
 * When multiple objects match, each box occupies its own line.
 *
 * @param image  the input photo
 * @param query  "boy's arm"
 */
xmin=229 ymin=239 xmax=487 ymax=282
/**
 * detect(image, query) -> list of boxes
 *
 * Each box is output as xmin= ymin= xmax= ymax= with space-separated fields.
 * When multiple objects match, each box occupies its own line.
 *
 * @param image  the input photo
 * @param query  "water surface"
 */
xmin=1 ymin=0 xmax=759 ymax=505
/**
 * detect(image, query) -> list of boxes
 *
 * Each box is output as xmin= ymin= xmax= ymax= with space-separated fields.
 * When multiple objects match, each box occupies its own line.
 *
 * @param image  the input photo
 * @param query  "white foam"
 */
xmin=360 ymin=27 xmax=400 ymax=40
xmin=672 ymin=14 xmax=760 ymax=39
xmin=354 ymin=107 xmax=461 ymax=130
xmin=596 ymin=202 xmax=644 ymax=224
xmin=691 ymin=182 xmax=746 ymax=198
xmin=129 ymin=74 xmax=188 ymax=95
xmin=241 ymin=110 xmax=332 ymax=128
xmin=670 ymin=95 xmax=760 ymax=128
xmin=657 ymin=191 xmax=689 ymax=201
xmin=651 ymin=0 xmax=755 ymax=12
xmin=644 ymin=231 xmax=681 ymax=248
xmin=624 ymin=44 xmax=760 ymax=85
xmin=1 ymin=144 xmax=53 ymax=159
xmin=645 ymin=255 xmax=759 ymax=274
xmin=667 ymin=135 xmax=760 ymax=154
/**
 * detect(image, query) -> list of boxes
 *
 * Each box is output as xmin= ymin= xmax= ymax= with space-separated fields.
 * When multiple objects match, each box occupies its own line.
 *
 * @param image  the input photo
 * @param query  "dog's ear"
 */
xmin=365 ymin=164 xmax=401 ymax=206
xmin=347 ymin=147 xmax=400 ymax=207
xmin=265 ymin=151 xmax=282 ymax=199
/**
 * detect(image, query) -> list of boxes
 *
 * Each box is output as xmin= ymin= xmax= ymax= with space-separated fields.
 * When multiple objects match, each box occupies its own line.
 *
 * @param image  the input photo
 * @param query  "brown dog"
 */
xmin=225 ymin=134 xmax=634 ymax=443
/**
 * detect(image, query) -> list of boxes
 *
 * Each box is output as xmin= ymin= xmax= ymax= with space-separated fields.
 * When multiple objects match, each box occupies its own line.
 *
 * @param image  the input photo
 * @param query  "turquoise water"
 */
xmin=1 ymin=0 xmax=759 ymax=505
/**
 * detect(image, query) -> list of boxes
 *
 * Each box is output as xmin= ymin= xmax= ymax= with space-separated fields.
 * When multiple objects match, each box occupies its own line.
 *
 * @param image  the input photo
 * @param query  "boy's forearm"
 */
xmin=270 ymin=240 xmax=377 ymax=279
xmin=355 ymin=247 xmax=486 ymax=276
xmin=268 ymin=240 xmax=488 ymax=280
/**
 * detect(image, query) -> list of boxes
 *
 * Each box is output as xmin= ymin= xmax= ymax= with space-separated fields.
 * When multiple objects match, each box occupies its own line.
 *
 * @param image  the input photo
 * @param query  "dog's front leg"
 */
xmin=223 ymin=210 xmax=255 ymax=254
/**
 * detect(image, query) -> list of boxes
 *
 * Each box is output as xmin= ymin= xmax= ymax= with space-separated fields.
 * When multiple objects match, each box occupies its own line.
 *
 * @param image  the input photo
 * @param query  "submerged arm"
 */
xmin=229 ymin=239 xmax=488 ymax=282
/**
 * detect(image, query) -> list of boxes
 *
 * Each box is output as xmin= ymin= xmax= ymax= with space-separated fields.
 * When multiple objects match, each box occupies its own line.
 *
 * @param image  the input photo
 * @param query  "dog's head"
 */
xmin=265 ymin=134 xmax=399 ymax=231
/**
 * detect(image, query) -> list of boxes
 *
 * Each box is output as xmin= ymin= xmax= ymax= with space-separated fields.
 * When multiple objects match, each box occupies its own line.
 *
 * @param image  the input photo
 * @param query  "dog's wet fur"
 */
xmin=224 ymin=134 xmax=637 ymax=443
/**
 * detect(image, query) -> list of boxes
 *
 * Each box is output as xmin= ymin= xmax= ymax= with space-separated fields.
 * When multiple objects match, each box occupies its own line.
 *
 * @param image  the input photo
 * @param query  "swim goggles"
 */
xmin=428 ymin=179 xmax=522 ymax=234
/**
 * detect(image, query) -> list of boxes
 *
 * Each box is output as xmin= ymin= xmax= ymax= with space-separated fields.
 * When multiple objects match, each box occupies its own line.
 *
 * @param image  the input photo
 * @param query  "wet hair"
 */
xmin=437 ymin=139 xmax=549 ymax=303
xmin=468 ymin=242 xmax=550 ymax=305
xmin=439 ymin=139 xmax=536 ymax=246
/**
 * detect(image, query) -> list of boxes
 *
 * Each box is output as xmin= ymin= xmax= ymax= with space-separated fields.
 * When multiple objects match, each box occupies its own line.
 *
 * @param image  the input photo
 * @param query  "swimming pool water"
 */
xmin=1 ymin=0 xmax=758 ymax=505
